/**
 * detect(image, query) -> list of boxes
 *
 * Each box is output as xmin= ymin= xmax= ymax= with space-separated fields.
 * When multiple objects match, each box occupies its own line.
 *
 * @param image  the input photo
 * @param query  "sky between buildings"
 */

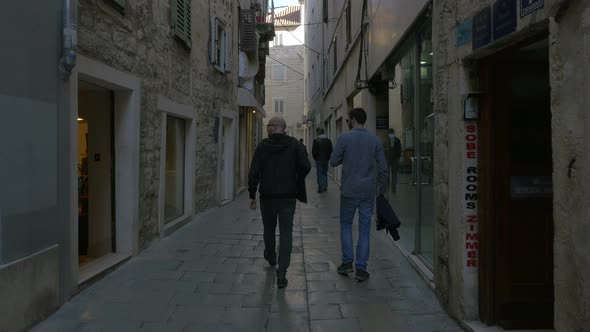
xmin=272 ymin=0 xmax=300 ymax=10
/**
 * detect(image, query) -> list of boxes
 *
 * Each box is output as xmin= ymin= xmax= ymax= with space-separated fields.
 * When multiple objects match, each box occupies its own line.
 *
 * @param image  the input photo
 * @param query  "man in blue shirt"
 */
xmin=330 ymin=108 xmax=388 ymax=281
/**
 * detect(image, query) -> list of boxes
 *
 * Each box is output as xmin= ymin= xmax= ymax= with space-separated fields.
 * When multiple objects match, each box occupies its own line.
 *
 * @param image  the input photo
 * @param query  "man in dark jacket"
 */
xmin=311 ymin=128 xmax=333 ymax=193
xmin=248 ymin=117 xmax=311 ymax=288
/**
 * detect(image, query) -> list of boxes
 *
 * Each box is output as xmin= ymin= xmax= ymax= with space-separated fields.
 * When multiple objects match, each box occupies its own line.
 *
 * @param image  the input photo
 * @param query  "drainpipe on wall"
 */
xmin=60 ymin=0 xmax=78 ymax=79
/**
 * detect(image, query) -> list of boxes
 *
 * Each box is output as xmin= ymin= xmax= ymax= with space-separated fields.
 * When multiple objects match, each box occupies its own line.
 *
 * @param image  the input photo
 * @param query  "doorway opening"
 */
xmin=479 ymin=37 xmax=554 ymax=329
xmin=77 ymin=81 xmax=116 ymax=269
xmin=219 ymin=116 xmax=235 ymax=204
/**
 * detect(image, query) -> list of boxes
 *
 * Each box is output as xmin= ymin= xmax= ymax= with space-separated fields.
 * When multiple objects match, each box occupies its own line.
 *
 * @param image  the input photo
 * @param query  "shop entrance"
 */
xmin=77 ymin=81 xmax=116 ymax=269
xmin=479 ymin=38 xmax=554 ymax=329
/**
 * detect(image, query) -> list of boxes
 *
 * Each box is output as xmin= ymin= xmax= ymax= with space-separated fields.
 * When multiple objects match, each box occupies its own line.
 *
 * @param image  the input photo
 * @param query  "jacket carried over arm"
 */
xmin=248 ymin=134 xmax=312 ymax=200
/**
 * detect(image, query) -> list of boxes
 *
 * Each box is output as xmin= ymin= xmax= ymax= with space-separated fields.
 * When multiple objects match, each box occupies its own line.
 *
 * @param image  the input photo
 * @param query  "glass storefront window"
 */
xmin=164 ymin=115 xmax=186 ymax=223
xmin=385 ymin=17 xmax=434 ymax=267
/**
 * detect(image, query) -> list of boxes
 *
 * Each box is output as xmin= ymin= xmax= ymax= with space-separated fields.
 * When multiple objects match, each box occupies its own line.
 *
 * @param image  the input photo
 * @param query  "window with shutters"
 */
xmin=211 ymin=17 xmax=232 ymax=73
xmin=272 ymin=64 xmax=286 ymax=81
xmin=346 ymin=0 xmax=352 ymax=47
xmin=273 ymin=98 xmax=285 ymax=114
xmin=240 ymin=9 xmax=256 ymax=53
xmin=272 ymin=34 xmax=283 ymax=47
xmin=172 ymin=0 xmax=192 ymax=49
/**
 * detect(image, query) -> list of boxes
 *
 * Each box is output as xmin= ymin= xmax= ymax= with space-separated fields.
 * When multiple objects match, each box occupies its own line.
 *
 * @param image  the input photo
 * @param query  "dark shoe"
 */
xmin=337 ymin=262 xmax=354 ymax=275
xmin=277 ymin=277 xmax=288 ymax=288
xmin=264 ymin=249 xmax=277 ymax=266
xmin=355 ymin=269 xmax=370 ymax=282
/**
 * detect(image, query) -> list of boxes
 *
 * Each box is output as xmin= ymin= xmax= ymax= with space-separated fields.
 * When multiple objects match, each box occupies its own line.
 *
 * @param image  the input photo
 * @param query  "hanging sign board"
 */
xmin=493 ymin=0 xmax=517 ymax=41
xmin=521 ymin=0 xmax=544 ymax=17
xmin=473 ymin=7 xmax=492 ymax=50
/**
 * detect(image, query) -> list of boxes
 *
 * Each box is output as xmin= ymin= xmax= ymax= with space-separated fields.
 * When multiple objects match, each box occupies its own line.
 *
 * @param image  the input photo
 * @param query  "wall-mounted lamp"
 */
xmin=463 ymin=92 xmax=482 ymax=121
xmin=253 ymin=110 xmax=256 ymax=114
xmin=77 ymin=117 xmax=84 ymax=121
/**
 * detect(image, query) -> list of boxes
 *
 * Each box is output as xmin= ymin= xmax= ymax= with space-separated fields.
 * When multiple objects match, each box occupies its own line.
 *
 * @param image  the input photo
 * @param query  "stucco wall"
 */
xmin=549 ymin=1 xmax=590 ymax=331
xmin=78 ymin=0 xmax=237 ymax=249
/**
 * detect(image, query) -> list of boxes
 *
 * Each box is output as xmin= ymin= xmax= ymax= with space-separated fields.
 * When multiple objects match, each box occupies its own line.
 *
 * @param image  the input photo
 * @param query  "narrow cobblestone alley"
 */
xmin=32 ymin=177 xmax=463 ymax=332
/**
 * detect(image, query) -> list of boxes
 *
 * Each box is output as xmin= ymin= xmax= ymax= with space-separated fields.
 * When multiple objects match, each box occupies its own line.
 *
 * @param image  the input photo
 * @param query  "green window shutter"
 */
xmin=172 ymin=0 xmax=191 ymax=49
xmin=210 ymin=17 xmax=219 ymax=65
xmin=224 ymin=29 xmax=232 ymax=72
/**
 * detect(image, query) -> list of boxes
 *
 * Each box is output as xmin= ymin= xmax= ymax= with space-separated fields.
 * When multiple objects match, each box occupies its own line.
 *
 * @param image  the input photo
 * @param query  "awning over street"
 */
xmin=238 ymin=88 xmax=266 ymax=117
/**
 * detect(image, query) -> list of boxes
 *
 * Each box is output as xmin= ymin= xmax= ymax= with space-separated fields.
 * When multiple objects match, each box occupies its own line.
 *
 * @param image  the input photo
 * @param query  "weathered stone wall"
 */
xmin=434 ymin=0 xmax=590 ymax=329
xmin=549 ymin=1 xmax=590 ymax=331
xmin=79 ymin=0 xmax=238 ymax=249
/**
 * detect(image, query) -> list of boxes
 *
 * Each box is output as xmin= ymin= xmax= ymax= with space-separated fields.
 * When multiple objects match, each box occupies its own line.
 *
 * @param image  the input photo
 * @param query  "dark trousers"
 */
xmin=260 ymin=198 xmax=296 ymax=278
xmin=316 ymin=162 xmax=329 ymax=191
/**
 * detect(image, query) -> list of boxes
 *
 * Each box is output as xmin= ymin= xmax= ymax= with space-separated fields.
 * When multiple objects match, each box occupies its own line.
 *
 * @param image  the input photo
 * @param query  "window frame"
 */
xmin=272 ymin=64 xmax=287 ymax=82
xmin=157 ymin=96 xmax=196 ymax=233
xmin=273 ymin=98 xmax=286 ymax=114
xmin=211 ymin=17 xmax=232 ymax=73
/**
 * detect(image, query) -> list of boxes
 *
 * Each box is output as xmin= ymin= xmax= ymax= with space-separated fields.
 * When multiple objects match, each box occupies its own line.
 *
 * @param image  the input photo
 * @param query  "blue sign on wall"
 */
xmin=456 ymin=18 xmax=473 ymax=47
xmin=473 ymin=7 xmax=492 ymax=50
xmin=493 ymin=0 xmax=517 ymax=41
xmin=521 ymin=0 xmax=544 ymax=17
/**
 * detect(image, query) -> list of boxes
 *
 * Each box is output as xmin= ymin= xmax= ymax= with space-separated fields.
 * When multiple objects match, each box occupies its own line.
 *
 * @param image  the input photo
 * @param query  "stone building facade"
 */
xmin=0 ymin=0 xmax=273 ymax=331
xmin=305 ymin=0 xmax=590 ymax=330
xmin=265 ymin=5 xmax=306 ymax=140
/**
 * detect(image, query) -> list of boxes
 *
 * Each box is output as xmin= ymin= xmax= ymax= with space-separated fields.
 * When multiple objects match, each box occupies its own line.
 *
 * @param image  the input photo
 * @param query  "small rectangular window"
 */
xmin=323 ymin=0 xmax=329 ymax=22
xmin=211 ymin=17 xmax=232 ymax=73
xmin=273 ymin=99 xmax=285 ymax=113
xmin=273 ymin=34 xmax=284 ymax=47
xmin=272 ymin=64 xmax=286 ymax=81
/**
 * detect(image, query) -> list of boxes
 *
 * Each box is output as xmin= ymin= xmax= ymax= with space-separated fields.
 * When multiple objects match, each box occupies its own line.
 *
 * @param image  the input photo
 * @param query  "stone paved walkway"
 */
xmin=32 ymin=177 xmax=463 ymax=332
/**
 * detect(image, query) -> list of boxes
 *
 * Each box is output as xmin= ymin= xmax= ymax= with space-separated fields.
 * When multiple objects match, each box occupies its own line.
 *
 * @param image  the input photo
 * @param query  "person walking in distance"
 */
xmin=384 ymin=128 xmax=402 ymax=193
xmin=330 ymin=108 xmax=388 ymax=281
xmin=248 ymin=117 xmax=311 ymax=288
xmin=312 ymin=128 xmax=333 ymax=193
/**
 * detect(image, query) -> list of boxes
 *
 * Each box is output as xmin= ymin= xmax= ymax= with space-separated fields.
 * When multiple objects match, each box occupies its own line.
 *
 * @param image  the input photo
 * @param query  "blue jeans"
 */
xmin=316 ymin=162 xmax=328 ymax=191
xmin=339 ymin=195 xmax=375 ymax=271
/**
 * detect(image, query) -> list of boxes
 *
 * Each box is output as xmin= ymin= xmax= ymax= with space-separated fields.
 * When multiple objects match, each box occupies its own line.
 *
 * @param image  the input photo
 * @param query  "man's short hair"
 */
xmin=317 ymin=128 xmax=325 ymax=135
xmin=349 ymin=108 xmax=367 ymax=125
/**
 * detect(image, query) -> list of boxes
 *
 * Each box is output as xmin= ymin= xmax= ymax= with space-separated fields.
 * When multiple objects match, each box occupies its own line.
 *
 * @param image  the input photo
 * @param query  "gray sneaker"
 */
xmin=337 ymin=262 xmax=354 ymax=275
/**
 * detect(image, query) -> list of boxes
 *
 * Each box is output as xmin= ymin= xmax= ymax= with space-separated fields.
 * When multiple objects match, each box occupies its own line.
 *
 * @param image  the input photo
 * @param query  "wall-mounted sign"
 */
xmin=473 ymin=7 xmax=492 ymax=50
xmin=521 ymin=0 xmax=544 ymax=17
xmin=456 ymin=18 xmax=473 ymax=47
xmin=493 ymin=0 xmax=517 ymax=41
xmin=376 ymin=117 xmax=388 ymax=129
xmin=510 ymin=176 xmax=552 ymax=198
xmin=464 ymin=123 xmax=479 ymax=270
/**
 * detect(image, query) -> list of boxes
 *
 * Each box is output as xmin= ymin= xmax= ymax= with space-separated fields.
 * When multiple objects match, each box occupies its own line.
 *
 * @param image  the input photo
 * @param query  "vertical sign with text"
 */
xmin=464 ymin=123 xmax=479 ymax=270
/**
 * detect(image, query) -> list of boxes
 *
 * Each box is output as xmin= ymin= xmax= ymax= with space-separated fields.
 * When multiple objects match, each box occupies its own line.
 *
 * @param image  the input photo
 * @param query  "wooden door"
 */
xmin=479 ymin=39 xmax=554 ymax=329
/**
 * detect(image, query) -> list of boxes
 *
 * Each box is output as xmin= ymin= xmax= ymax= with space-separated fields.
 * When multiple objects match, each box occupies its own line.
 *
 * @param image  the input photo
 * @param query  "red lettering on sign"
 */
xmin=466 ymin=125 xmax=476 ymax=133
xmin=466 ymin=134 xmax=477 ymax=141
xmin=467 ymin=142 xmax=476 ymax=150
xmin=467 ymin=151 xmax=476 ymax=159
xmin=467 ymin=215 xmax=477 ymax=223
xmin=466 ymin=233 xmax=479 ymax=241
xmin=467 ymin=260 xmax=477 ymax=267
xmin=467 ymin=251 xmax=477 ymax=258
xmin=466 ymin=242 xmax=479 ymax=250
